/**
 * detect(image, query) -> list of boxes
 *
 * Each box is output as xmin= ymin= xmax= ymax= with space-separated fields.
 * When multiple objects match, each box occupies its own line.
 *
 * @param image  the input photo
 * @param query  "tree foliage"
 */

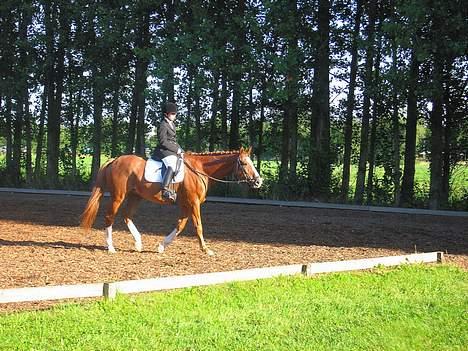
xmin=0 ymin=0 xmax=466 ymax=209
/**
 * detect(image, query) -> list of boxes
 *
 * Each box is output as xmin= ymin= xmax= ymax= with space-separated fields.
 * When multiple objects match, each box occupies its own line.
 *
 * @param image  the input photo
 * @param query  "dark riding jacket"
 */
xmin=152 ymin=118 xmax=181 ymax=159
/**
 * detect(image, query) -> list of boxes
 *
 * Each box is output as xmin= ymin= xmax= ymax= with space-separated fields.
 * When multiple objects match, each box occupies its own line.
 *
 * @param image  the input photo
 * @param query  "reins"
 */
xmin=183 ymin=158 xmax=250 ymax=184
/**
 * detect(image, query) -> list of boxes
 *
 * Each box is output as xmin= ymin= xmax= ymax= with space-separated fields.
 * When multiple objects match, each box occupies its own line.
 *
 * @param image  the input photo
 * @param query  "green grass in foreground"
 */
xmin=1 ymin=265 xmax=466 ymax=351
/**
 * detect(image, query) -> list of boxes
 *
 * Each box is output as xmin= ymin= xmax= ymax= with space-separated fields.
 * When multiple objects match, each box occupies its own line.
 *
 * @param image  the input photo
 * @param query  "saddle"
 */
xmin=144 ymin=157 xmax=185 ymax=183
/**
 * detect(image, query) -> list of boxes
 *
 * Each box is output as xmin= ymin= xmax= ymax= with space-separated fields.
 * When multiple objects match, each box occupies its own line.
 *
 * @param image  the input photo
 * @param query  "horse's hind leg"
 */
xmin=122 ymin=193 xmax=143 ymax=252
xmin=104 ymin=193 xmax=125 ymax=253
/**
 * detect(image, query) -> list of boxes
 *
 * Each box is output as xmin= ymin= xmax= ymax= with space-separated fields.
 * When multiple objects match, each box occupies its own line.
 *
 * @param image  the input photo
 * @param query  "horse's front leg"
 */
xmin=157 ymin=216 xmax=189 ymax=253
xmin=125 ymin=219 xmax=142 ymax=252
xmin=190 ymin=202 xmax=214 ymax=256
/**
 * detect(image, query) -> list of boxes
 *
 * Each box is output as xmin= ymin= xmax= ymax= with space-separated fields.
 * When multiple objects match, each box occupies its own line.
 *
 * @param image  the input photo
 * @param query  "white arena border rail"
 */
xmin=1 ymin=187 xmax=467 ymax=217
xmin=0 ymin=252 xmax=444 ymax=304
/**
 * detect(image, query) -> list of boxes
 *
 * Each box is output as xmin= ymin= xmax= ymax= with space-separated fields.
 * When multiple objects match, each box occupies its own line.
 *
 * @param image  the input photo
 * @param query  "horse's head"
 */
xmin=236 ymin=147 xmax=263 ymax=189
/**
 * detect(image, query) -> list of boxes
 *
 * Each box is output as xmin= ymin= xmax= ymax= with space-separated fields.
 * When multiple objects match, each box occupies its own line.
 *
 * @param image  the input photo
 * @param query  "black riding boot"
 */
xmin=161 ymin=167 xmax=176 ymax=202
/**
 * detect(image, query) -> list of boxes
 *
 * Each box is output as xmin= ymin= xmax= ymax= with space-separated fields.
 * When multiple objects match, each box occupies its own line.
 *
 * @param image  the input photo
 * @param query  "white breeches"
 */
xmin=162 ymin=155 xmax=178 ymax=170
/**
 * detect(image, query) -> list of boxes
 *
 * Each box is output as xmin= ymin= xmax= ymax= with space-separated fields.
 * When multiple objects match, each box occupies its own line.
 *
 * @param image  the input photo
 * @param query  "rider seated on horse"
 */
xmin=151 ymin=102 xmax=183 ymax=202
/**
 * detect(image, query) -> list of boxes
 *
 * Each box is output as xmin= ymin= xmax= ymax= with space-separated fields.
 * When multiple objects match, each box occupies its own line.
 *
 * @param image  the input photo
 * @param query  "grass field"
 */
xmin=330 ymin=160 xmax=468 ymax=203
xmin=1 ymin=265 xmax=466 ymax=350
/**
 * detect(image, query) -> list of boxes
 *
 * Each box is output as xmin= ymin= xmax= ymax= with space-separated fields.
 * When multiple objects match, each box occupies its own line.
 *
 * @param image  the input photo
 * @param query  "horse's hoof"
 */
xmin=135 ymin=242 xmax=143 ymax=252
xmin=157 ymin=243 xmax=165 ymax=254
xmin=108 ymin=247 xmax=116 ymax=254
xmin=206 ymin=249 xmax=215 ymax=256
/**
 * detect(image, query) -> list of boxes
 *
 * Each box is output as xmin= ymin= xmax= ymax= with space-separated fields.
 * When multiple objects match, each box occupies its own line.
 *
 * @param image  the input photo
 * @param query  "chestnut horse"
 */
xmin=80 ymin=147 xmax=262 ymax=255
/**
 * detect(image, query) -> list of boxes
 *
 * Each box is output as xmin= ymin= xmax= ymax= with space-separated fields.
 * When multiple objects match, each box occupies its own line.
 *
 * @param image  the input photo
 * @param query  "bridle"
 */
xmin=235 ymin=157 xmax=259 ymax=187
xmin=183 ymin=155 xmax=258 ymax=186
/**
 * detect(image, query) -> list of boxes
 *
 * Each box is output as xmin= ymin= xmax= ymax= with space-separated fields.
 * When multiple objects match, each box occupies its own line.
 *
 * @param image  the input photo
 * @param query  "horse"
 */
xmin=80 ymin=147 xmax=262 ymax=256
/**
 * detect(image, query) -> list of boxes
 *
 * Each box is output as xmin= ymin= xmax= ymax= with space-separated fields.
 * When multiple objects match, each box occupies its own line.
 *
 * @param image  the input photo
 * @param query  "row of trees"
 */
xmin=0 ymin=0 xmax=467 ymax=209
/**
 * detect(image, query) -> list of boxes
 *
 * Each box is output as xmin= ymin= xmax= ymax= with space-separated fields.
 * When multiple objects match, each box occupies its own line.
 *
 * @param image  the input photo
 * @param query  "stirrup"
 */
xmin=162 ymin=188 xmax=177 ymax=202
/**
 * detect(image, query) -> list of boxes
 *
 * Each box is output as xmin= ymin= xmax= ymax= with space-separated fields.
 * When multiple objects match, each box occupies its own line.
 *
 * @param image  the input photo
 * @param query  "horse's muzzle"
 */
xmin=251 ymin=177 xmax=263 ymax=189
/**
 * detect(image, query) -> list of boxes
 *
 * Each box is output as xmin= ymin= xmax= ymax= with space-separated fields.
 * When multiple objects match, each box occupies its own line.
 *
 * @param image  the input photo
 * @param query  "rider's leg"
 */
xmin=161 ymin=155 xmax=178 ymax=201
xmin=161 ymin=166 xmax=176 ymax=201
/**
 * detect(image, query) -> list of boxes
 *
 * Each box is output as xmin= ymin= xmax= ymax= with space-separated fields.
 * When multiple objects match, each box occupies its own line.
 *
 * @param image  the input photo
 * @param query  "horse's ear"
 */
xmin=240 ymin=146 xmax=245 ymax=153
xmin=247 ymin=146 xmax=252 ymax=155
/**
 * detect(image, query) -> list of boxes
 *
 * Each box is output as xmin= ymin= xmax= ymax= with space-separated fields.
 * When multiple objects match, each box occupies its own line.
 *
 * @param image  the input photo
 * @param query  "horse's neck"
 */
xmin=191 ymin=154 xmax=238 ymax=178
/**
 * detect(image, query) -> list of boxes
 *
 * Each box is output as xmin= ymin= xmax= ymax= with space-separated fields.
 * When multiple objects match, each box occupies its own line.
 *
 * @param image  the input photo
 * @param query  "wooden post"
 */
xmin=437 ymin=251 xmax=445 ymax=263
xmin=103 ymin=283 xmax=117 ymax=300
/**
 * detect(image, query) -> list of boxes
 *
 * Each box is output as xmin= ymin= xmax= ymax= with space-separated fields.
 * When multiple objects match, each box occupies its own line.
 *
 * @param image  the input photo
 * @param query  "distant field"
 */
xmin=331 ymin=160 xmax=467 ymax=201
xmin=0 ymin=265 xmax=466 ymax=350
xmin=1 ymin=152 xmax=467 ymax=206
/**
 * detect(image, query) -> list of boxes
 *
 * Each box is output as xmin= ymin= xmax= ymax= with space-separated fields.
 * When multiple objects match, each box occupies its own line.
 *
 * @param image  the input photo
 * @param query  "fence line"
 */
xmin=0 ymin=252 xmax=443 ymax=304
xmin=1 ymin=187 xmax=467 ymax=217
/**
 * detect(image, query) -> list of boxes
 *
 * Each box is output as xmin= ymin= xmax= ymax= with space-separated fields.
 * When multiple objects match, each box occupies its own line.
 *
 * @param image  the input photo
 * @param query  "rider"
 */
xmin=152 ymin=102 xmax=183 ymax=202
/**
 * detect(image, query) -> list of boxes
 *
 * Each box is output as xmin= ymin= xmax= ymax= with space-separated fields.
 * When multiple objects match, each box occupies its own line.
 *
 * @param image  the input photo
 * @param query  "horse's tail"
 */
xmin=80 ymin=158 xmax=115 ymax=230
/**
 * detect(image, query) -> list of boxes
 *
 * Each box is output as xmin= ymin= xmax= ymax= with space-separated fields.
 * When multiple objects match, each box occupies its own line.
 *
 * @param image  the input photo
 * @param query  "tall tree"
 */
xmin=341 ymin=0 xmax=363 ymax=200
xmin=134 ymin=9 xmax=150 ymax=156
xmin=45 ymin=1 xmax=69 ymax=187
xmin=390 ymin=37 xmax=401 ymax=205
xmin=354 ymin=0 xmax=376 ymax=204
xmin=285 ymin=0 xmax=300 ymax=183
xmin=308 ymin=0 xmax=331 ymax=197
xmin=399 ymin=48 xmax=420 ymax=207
xmin=365 ymin=27 xmax=382 ymax=203
xmin=228 ymin=1 xmax=246 ymax=150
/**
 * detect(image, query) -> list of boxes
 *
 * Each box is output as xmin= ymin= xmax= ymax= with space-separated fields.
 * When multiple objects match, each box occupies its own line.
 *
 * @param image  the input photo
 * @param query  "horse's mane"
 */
xmin=186 ymin=150 xmax=240 ymax=156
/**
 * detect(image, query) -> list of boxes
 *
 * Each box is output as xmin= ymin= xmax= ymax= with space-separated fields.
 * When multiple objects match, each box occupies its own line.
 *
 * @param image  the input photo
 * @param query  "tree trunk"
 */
xmin=287 ymin=6 xmax=299 ymax=183
xmin=399 ymin=49 xmax=420 ymax=207
xmin=220 ymin=70 xmax=228 ymax=149
xmin=247 ymin=83 xmax=256 ymax=150
xmin=428 ymin=53 xmax=444 ymax=210
xmin=46 ymin=2 xmax=68 ymax=187
xmin=194 ymin=74 xmax=202 ymax=152
xmin=24 ymin=98 xmax=33 ymax=185
xmin=308 ymin=0 xmax=331 ymax=197
xmin=441 ymin=58 xmax=455 ymax=207
xmin=391 ymin=39 xmax=401 ymax=206
xmin=162 ymin=1 xmax=175 ymax=103
xmin=228 ymin=1 xmax=245 ymax=150
xmin=229 ymin=79 xmax=241 ymax=150
xmin=34 ymin=83 xmax=48 ymax=180
xmin=111 ymin=85 xmax=120 ymax=158
xmin=209 ymin=70 xmax=219 ymax=151
xmin=257 ymin=80 xmax=266 ymax=172
xmin=279 ymin=106 xmax=290 ymax=184
xmin=135 ymin=11 xmax=150 ymax=156
xmin=91 ymin=66 xmax=104 ymax=182
xmin=12 ymin=99 xmax=23 ymax=186
xmin=126 ymin=86 xmax=137 ymax=153
xmin=354 ymin=1 xmax=376 ymax=204
xmin=341 ymin=0 xmax=363 ymax=201
xmin=2 ymin=6 xmax=15 ymax=183
xmin=5 ymin=97 xmax=13 ymax=180
xmin=184 ymin=66 xmax=194 ymax=147
xmin=366 ymin=28 xmax=382 ymax=204
xmin=71 ymin=88 xmax=81 ymax=179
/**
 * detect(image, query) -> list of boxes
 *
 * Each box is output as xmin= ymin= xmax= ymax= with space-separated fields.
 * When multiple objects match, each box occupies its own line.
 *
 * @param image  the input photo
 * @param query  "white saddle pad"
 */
xmin=144 ymin=158 xmax=185 ymax=183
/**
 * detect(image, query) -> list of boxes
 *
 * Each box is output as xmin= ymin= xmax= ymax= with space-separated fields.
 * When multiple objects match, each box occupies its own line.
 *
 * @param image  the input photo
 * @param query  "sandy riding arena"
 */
xmin=1 ymin=192 xmax=466 ymax=310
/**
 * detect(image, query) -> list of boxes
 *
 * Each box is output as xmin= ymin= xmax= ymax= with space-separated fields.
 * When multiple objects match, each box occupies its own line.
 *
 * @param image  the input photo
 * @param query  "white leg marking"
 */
xmin=158 ymin=228 xmax=178 ymax=254
xmin=105 ymin=226 xmax=116 ymax=253
xmin=126 ymin=219 xmax=142 ymax=252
